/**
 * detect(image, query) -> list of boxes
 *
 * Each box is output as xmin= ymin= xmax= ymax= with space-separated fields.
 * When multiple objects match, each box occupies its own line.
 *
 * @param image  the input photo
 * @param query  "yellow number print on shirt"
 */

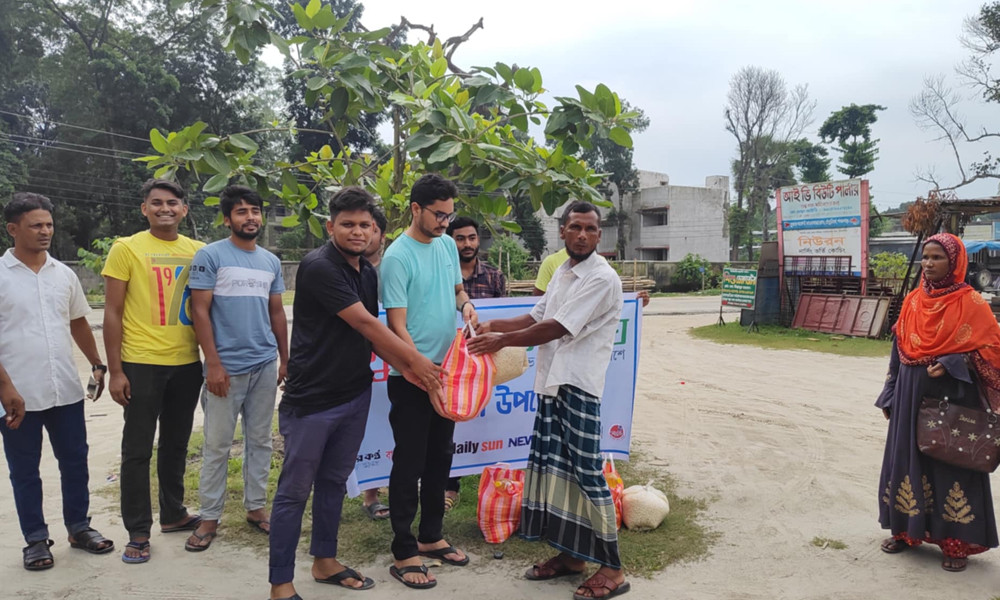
xmin=148 ymin=256 xmax=194 ymax=326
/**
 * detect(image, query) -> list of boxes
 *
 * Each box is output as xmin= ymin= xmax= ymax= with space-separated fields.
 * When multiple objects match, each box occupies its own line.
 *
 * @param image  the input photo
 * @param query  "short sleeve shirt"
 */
xmin=534 ymin=248 xmax=568 ymax=292
xmin=530 ymin=252 xmax=623 ymax=397
xmin=380 ymin=233 xmax=462 ymax=370
xmin=281 ymin=242 xmax=378 ymax=414
xmin=188 ymin=239 xmax=284 ymax=374
xmin=0 ymin=250 xmax=90 ymax=411
xmin=102 ymin=231 xmax=204 ymax=365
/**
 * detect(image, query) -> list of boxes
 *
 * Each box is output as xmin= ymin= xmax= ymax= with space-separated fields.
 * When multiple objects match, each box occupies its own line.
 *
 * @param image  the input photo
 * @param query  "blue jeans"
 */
xmin=198 ymin=359 xmax=278 ymax=520
xmin=268 ymin=388 xmax=371 ymax=585
xmin=1 ymin=400 xmax=91 ymax=543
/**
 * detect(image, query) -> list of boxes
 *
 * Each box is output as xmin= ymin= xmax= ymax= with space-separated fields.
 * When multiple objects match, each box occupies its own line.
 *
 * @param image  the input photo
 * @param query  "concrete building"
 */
xmin=537 ymin=171 xmax=730 ymax=262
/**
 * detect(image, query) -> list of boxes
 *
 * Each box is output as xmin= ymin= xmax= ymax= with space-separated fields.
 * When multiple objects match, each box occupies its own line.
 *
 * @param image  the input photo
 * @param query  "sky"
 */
xmin=342 ymin=0 xmax=1000 ymax=210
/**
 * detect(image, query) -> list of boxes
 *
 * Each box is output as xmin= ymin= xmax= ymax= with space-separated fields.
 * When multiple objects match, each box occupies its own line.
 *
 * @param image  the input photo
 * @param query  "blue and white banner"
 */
xmin=346 ymin=294 xmax=642 ymax=494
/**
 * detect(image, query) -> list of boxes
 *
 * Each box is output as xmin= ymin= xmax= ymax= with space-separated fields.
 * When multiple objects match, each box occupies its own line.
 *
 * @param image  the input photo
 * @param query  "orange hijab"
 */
xmin=895 ymin=234 xmax=1000 ymax=400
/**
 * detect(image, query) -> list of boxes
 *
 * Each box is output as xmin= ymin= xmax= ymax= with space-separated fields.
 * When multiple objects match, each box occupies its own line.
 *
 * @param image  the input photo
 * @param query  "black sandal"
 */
xmin=23 ymin=539 xmax=54 ymax=571
xmin=69 ymin=527 xmax=114 ymax=554
xmin=315 ymin=566 xmax=376 ymax=590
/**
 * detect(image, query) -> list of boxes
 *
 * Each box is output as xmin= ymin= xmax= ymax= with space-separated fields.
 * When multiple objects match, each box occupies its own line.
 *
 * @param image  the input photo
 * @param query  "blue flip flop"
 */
xmin=121 ymin=540 xmax=150 ymax=564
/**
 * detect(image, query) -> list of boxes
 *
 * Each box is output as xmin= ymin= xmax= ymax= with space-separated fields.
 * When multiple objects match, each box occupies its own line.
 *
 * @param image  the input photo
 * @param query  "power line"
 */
xmin=1 ymin=135 xmax=133 ymax=161
xmin=0 ymin=108 xmax=150 ymax=143
xmin=2 ymin=132 xmax=147 ymax=157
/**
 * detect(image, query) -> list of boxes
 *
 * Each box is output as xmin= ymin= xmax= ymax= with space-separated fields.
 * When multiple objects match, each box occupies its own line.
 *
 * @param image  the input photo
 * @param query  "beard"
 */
xmin=566 ymin=246 xmax=596 ymax=262
xmin=459 ymin=246 xmax=479 ymax=263
xmin=232 ymin=225 xmax=260 ymax=240
xmin=334 ymin=240 xmax=366 ymax=257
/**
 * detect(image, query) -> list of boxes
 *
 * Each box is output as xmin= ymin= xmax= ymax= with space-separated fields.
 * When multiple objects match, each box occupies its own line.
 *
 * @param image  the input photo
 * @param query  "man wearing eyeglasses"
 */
xmin=380 ymin=173 xmax=476 ymax=589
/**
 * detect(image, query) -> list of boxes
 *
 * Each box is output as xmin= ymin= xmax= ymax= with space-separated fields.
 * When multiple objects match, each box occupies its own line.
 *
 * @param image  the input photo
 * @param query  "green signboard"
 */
xmin=721 ymin=267 xmax=757 ymax=309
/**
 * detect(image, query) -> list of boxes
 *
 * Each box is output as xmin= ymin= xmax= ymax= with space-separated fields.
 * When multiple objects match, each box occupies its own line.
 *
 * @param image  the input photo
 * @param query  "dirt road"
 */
xmin=1 ymin=298 xmax=997 ymax=599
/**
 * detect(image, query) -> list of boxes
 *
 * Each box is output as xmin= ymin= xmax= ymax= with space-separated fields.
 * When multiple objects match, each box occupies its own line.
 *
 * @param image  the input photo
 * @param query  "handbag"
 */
xmin=439 ymin=325 xmax=496 ymax=422
xmin=916 ymin=367 xmax=1000 ymax=473
xmin=477 ymin=463 xmax=525 ymax=544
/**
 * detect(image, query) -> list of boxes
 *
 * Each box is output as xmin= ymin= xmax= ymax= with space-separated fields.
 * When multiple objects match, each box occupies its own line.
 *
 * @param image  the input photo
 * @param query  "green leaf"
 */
xmin=430 ymin=57 xmax=447 ymax=78
xmin=312 ymin=5 xmax=335 ymax=29
xmin=305 ymin=0 xmax=321 ymax=19
xmin=292 ymin=4 xmax=312 ymax=30
xmin=510 ymin=103 xmax=528 ymax=131
xmin=427 ymin=140 xmax=462 ymax=163
xmin=203 ymin=173 xmax=229 ymax=193
xmin=530 ymin=68 xmax=543 ymax=93
xmin=307 ymin=215 xmax=324 ymax=238
xmin=608 ymin=126 xmax=632 ymax=148
xmin=406 ymin=132 xmax=441 ymax=152
xmin=282 ymin=215 xmax=301 ymax=228
xmin=168 ymin=0 xmax=187 ymax=9
xmin=153 ymin=165 xmax=174 ymax=179
xmin=269 ymin=32 xmax=290 ymax=58
xmin=319 ymin=144 xmax=334 ymax=160
xmin=150 ymin=129 xmax=168 ymax=153
xmin=306 ymin=76 xmax=328 ymax=91
xmin=495 ymin=62 xmax=513 ymax=83
xmin=204 ymin=149 xmax=230 ymax=174
xmin=204 ymin=196 xmax=220 ymax=207
xmin=513 ymin=68 xmax=534 ymax=91
xmin=229 ymin=133 xmax=259 ymax=151
xmin=330 ymin=87 xmax=349 ymax=118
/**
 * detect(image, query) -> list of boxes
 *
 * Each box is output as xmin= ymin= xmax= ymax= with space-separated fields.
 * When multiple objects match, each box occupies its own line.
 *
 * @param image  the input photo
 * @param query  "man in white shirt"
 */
xmin=468 ymin=201 xmax=629 ymax=600
xmin=0 ymin=193 xmax=113 ymax=571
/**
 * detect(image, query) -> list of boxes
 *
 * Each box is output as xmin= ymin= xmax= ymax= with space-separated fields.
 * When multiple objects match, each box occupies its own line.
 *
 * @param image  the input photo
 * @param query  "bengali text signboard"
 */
xmin=345 ymin=294 xmax=642 ymax=495
xmin=776 ymin=179 xmax=869 ymax=277
xmin=721 ymin=267 xmax=758 ymax=309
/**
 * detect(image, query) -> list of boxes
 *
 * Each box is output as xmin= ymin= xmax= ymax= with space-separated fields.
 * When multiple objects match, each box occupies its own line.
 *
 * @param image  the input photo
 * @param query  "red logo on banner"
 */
xmin=609 ymin=424 xmax=625 ymax=439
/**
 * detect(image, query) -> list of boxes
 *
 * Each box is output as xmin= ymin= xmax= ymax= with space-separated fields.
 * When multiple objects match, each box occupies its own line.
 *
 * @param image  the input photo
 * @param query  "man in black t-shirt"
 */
xmin=268 ymin=188 xmax=442 ymax=600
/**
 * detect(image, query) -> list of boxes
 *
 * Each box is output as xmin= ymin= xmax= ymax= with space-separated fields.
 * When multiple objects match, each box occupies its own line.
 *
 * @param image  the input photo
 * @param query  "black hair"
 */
xmin=329 ymin=187 xmax=377 ymax=221
xmin=140 ymin=178 xmax=186 ymax=203
xmin=410 ymin=173 xmax=458 ymax=208
xmin=219 ymin=185 xmax=264 ymax=218
xmin=446 ymin=216 xmax=479 ymax=236
xmin=560 ymin=200 xmax=601 ymax=225
xmin=372 ymin=206 xmax=387 ymax=233
xmin=4 ymin=192 xmax=53 ymax=224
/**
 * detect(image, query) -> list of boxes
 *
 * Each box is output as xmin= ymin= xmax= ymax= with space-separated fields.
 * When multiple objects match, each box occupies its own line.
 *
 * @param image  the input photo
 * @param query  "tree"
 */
xmin=819 ymin=103 xmax=885 ymax=178
xmin=142 ymin=0 xmax=638 ymax=242
xmin=724 ymin=66 xmax=814 ymax=260
xmin=790 ymin=138 xmax=831 ymax=183
xmin=910 ymin=2 xmax=1000 ymax=192
xmin=578 ymin=100 xmax=649 ymax=258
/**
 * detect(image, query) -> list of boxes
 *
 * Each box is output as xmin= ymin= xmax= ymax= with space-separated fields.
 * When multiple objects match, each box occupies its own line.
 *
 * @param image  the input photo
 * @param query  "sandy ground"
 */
xmin=1 ymin=296 xmax=998 ymax=600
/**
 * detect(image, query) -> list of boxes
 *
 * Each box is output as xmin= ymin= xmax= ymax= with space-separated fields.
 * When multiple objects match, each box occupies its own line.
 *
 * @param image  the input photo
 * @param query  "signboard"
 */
xmin=345 ymin=294 xmax=642 ymax=494
xmin=721 ymin=267 xmax=758 ymax=309
xmin=776 ymin=179 xmax=869 ymax=278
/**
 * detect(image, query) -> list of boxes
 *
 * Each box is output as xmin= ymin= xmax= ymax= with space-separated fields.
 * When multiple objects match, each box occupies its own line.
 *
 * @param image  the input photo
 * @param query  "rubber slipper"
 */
xmin=362 ymin=502 xmax=390 ymax=520
xmin=418 ymin=544 xmax=469 ymax=566
xmin=315 ymin=566 xmax=375 ymax=590
xmin=161 ymin=514 xmax=202 ymax=533
xmin=69 ymin=527 xmax=114 ymax=554
xmin=184 ymin=530 xmax=217 ymax=552
xmin=121 ymin=540 xmax=150 ymax=564
xmin=23 ymin=539 xmax=54 ymax=571
xmin=880 ymin=537 xmax=909 ymax=554
xmin=942 ymin=557 xmax=968 ymax=572
xmin=525 ymin=556 xmax=585 ymax=580
xmin=246 ymin=517 xmax=270 ymax=534
xmin=390 ymin=564 xmax=437 ymax=589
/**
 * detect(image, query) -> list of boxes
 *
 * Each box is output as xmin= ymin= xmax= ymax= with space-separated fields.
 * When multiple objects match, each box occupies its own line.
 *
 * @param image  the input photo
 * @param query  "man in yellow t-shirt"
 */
xmin=102 ymin=179 xmax=205 ymax=564
xmin=532 ymin=248 xmax=569 ymax=295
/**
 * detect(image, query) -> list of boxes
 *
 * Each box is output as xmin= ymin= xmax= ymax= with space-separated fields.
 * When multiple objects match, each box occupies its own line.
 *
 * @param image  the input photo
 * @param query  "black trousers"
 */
xmin=120 ymin=361 xmax=203 ymax=538
xmin=387 ymin=376 xmax=455 ymax=559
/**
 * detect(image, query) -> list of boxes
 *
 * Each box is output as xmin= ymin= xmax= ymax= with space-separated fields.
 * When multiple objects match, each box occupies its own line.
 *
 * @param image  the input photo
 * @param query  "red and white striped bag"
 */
xmin=439 ymin=325 xmax=495 ymax=422
xmin=477 ymin=463 xmax=525 ymax=544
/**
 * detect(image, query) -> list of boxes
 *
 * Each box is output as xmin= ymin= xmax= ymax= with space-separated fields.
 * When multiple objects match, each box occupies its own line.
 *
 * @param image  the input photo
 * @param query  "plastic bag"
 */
xmin=440 ymin=325 xmax=496 ymax=422
xmin=603 ymin=454 xmax=625 ymax=530
xmin=622 ymin=482 xmax=670 ymax=530
xmin=477 ymin=463 xmax=525 ymax=543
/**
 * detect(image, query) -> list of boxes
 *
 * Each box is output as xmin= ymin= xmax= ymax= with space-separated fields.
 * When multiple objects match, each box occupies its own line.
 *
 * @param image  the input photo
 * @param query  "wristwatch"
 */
xmin=92 ymin=364 xmax=107 ymax=373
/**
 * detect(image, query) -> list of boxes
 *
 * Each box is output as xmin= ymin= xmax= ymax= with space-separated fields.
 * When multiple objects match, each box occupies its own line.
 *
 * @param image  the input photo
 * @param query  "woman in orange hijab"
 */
xmin=876 ymin=233 xmax=999 ymax=571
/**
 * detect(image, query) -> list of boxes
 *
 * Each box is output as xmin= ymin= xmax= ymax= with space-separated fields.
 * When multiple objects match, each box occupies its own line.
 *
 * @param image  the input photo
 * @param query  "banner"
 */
xmin=776 ymin=178 xmax=869 ymax=277
xmin=346 ymin=294 xmax=642 ymax=494
xmin=721 ymin=267 xmax=757 ymax=309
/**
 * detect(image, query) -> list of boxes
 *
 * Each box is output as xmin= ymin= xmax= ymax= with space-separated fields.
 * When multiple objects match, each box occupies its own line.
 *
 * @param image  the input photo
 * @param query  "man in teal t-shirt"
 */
xmin=380 ymin=174 xmax=477 ymax=589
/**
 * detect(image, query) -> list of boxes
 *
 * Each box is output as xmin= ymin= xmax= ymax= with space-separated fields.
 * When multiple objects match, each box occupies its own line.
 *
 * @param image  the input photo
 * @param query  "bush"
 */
xmin=870 ymin=251 xmax=909 ymax=279
xmin=488 ymin=234 xmax=531 ymax=280
xmin=674 ymin=253 xmax=714 ymax=290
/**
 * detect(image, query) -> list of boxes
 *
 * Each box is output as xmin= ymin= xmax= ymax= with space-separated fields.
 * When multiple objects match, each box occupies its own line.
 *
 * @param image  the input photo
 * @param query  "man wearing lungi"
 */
xmin=468 ymin=200 xmax=629 ymax=599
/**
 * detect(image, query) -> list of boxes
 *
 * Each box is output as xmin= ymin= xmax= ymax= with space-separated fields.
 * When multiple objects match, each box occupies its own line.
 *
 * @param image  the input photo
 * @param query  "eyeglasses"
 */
xmin=423 ymin=208 xmax=458 ymax=224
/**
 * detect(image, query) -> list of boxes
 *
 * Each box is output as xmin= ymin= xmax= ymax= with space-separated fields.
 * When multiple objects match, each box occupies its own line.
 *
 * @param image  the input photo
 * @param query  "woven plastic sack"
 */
xmin=622 ymin=482 xmax=670 ymax=530
xmin=477 ymin=463 xmax=525 ymax=543
xmin=603 ymin=454 xmax=624 ymax=530
xmin=440 ymin=326 xmax=496 ymax=422
xmin=493 ymin=346 xmax=528 ymax=385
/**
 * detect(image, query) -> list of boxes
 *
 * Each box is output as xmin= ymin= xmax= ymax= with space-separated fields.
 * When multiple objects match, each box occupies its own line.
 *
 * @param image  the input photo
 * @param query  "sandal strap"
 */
xmin=580 ymin=573 xmax=618 ymax=594
xmin=126 ymin=541 xmax=150 ymax=550
xmin=395 ymin=564 xmax=429 ymax=576
xmin=73 ymin=528 xmax=109 ymax=546
xmin=330 ymin=567 xmax=362 ymax=583
xmin=23 ymin=539 xmax=54 ymax=560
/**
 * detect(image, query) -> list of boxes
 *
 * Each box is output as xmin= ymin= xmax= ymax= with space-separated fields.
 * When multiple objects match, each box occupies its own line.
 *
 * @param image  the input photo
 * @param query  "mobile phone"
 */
xmin=86 ymin=375 xmax=97 ymax=400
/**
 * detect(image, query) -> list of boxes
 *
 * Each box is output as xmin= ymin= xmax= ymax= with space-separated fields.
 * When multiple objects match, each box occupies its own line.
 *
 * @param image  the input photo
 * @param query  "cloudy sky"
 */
xmin=353 ymin=0 xmax=1000 ymax=209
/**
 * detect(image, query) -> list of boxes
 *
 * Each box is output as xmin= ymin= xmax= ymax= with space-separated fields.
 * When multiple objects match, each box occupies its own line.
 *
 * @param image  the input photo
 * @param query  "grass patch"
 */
xmin=101 ymin=427 xmax=714 ymax=577
xmin=689 ymin=322 xmax=891 ymax=358
xmin=810 ymin=536 xmax=847 ymax=550
xmin=281 ymin=290 xmax=295 ymax=305
xmin=651 ymin=289 xmax=722 ymax=297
